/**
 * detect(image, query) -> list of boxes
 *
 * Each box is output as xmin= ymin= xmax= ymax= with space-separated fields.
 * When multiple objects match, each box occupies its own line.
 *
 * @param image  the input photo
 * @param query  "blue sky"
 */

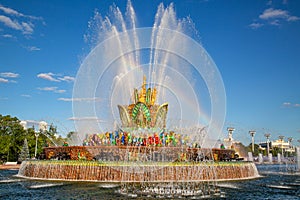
xmin=0 ymin=0 xmax=299 ymax=145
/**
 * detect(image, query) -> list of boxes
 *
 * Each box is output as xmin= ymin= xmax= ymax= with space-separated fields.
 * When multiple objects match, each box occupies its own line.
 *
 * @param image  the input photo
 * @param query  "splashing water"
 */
xmin=73 ymin=1 xmax=226 ymax=149
xmin=72 ymin=1 xmax=227 ymax=197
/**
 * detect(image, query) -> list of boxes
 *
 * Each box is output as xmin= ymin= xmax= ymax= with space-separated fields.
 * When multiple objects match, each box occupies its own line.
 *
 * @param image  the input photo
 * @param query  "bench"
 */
xmin=4 ymin=162 xmax=17 ymax=165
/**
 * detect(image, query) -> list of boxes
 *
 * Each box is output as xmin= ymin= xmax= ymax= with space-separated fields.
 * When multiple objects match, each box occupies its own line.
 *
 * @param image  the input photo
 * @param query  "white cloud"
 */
xmin=287 ymin=16 xmax=300 ymax=22
xmin=26 ymin=46 xmax=40 ymax=51
xmin=21 ymin=94 xmax=31 ymax=98
xmin=37 ymin=86 xmax=66 ymax=94
xmin=2 ymin=34 xmax=13 ymax=38
xmin=0 ymin=4 xmax=42 ymax=20
xmin=249 ymin=22 xmax=263 ymax=29
xmin=282 ymin=102 xmax=300 ymax=108
xmin=37 ymin=73 xmax=59 ymax=82
xmin=0 ymin=15 xmax=37 ymax=35
xmin=0 ymin=72 xmax=19 ymax=78
xmin=259 ymin=8 xmax=299 ymax=25
xmin=250 ymin=7 xmax=299 ymax=29
xmin=282 ymin=102 xmax=291 ymax=107
xmin=37 ymin=86 xmax=57 ymax=91
xmin=0 ymin=77 xmax=9 ymax=83
xmin=54 ymin=89 xmax=66 ymax=94
xmin=0 ymin=72 xmax=19 ymax=83
xmin=58 ymin=97 xmax=73 ymax=102
xmin=37 ymin=72 xmax=75 ymax=82
xmin=259 ymin=8 xmax=289 ymax=20
xmin=58 ymin=76 xmax=75 ymax=82
xmin=0 ymin=4 xmax=44 ymax=36
xmin=21 ymin=21 xmax=34 ymax=34
xmin=0 ymin=4 xmax=25 ymax=17
xmin=0 ymin=15 xmax=22 ymax=30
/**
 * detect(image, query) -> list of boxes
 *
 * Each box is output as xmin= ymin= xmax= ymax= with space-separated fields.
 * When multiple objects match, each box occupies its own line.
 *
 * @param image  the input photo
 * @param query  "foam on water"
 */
xmin=29 ymin=183 xmax=64 ymax=189
xmin=266 ymin=185 xmax=293 ymax=190
xmin=0 ymin=179 xmax=23 ymax=183
xmin=98 ymin=183 xmax=120 ymax=188
xmin=216 ymin=183 xmax=240 ymax=189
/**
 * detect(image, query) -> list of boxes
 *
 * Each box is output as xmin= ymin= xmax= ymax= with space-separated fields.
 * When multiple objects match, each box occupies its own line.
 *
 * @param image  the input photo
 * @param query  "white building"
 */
xmin=259 ymin=139 xmax=295 ymax=153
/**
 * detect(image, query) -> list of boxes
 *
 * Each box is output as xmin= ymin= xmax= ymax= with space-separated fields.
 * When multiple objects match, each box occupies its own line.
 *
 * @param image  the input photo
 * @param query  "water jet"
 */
xmin=18 ymin=1 xmax=259 ymax=198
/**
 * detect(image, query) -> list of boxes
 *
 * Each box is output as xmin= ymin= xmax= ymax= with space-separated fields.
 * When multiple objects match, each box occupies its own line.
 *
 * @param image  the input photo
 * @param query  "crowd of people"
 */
xmin=82 ymin=130 xmax=201 ymax=148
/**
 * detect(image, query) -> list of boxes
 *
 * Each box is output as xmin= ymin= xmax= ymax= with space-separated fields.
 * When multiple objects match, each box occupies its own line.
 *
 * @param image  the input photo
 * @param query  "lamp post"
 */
xmin=278 ymin=135 xmax=284 ymax=157
xmin=288 ymin=137 xmax=293 ymax=156
xmin=264 ymin=133 xmax=271 ymax=156
xmin=249 ymin=131 xmax=256 ymax=153
xmin=34 ymin=132 xmax=39 ymax=158
xmin=227 ymin=127 xmax=235 ymax=148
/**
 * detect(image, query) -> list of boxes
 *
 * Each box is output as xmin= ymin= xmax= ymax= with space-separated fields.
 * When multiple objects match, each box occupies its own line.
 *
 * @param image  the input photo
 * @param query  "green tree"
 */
xmin=18 ymin=138 xmax=29 ymax=162
xmin=246 ymin=143 xmax=260 ymax=157
xmin=0 ymin=114 xmax=72 ymax=161
xmin=66 ymin=131 xmax=79 ymax=145
xmin=271 ymin=146 xmax=280 ymax=157
xmin=0 ymin=115 xmax=26 ymax=162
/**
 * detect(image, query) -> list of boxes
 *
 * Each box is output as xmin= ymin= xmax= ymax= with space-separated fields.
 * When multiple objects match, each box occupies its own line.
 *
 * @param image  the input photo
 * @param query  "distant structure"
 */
xmin=264 ymin=133 xmax=271 ymax=156
xmin=249 ymin=130 xmax=256 ymax=153
xmin=39 ymin=121 xmax=48 ymax=132
xmin=223 ymin=127 xmax=235 ymax=148
xmin=20 ymin=121 xmax=27 ymax=130
xmin=259 ymin=138 xmax=295 ymax=154
xmin=223 ymin=127 xmax=248 ymax=158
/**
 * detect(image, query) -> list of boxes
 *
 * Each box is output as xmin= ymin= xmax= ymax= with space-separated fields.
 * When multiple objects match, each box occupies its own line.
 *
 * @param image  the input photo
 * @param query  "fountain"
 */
xmin=278 ymin=153 xmax=281 ymax=163
xmin=248 ymin=152 xmax=253 ymax=162
xmin=297 ymin=147 xmax=300 ymax=171
xmin=258 ymin=153 xmax=263 ymax=164
xmin=18 ymin=1 xmax=259 ymax=198
xmin=268 ymin=153 xmax=273 ymax=163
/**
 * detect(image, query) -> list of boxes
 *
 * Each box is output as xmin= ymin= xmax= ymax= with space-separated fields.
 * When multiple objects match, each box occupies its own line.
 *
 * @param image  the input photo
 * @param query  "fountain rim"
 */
xmin=17 ymin=160 xmax=260 ymax=183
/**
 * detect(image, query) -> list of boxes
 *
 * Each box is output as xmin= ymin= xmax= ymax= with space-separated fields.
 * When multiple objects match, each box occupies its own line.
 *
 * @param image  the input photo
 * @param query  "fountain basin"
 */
xmin=17 ymin=160 xmax=259 ymax=182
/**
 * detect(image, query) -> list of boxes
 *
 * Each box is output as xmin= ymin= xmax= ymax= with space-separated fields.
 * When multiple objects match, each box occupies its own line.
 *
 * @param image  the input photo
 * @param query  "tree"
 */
xmin=246 ymin=143 xmax=260 ymax=157
xmin=0 ymin=114 xmax=26 ymax=162
xmin=271 ymin=146 xmax=280 ymax=157
xmin=66 ymin=131 xmax=80 ymax=145
xmin=18 ymin=138 xmax=29 ymax=162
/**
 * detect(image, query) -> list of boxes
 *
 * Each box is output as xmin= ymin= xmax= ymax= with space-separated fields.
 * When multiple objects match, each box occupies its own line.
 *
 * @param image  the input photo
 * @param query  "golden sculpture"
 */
xmin=118 ymin=75 xmax=168 ymax=129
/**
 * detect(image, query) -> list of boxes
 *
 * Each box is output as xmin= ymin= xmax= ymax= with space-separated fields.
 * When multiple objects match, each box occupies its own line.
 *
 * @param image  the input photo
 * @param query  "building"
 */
xmin=259 ymin=139 xmax=295 ymax=153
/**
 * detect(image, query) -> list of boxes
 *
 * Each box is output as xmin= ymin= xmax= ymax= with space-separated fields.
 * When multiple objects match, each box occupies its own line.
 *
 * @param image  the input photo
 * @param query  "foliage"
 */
xmin=246 ymin=143 xmax=260 ymax=157
xmin=18 ymin=138 xmax=29 ymax=162
xmin=0 ymin=114 xmax=26 ymax=162
xmin=0 ymin=114 xmax=71 ymax=162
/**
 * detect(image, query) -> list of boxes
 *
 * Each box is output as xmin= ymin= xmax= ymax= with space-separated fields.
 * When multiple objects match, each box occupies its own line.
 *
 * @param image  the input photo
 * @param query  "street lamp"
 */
xmin=249 ymin=131 xmax=256 ymax=153
xmin=34 ymin=132 xmax=39 ymax=158
xmin=264 ymin=133 xmax=271 ymax=156
xmin=278 ymin=135 xmax=284 ymax=157
xmin=288 ymin=137 xmax=293 ymax=154
xmin=227 ymin=127 xmax=235 ymax=148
